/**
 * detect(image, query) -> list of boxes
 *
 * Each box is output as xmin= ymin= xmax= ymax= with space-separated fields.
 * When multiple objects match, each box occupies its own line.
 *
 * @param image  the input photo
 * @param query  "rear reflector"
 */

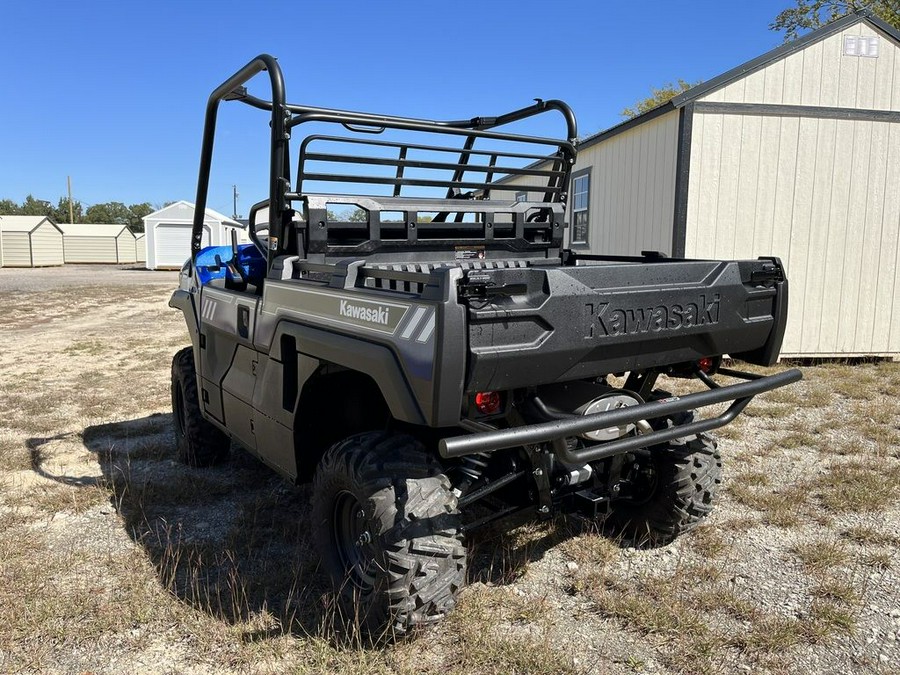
xmin=474 ymin=391 xmax=501 ymax=415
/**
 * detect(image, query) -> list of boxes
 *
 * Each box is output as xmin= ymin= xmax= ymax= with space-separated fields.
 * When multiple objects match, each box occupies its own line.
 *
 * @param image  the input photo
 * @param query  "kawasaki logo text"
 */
xmin=594 ymin=294 xmax=720 ymax=337
xmin=339 ymin=299 xmax=390 ymax=326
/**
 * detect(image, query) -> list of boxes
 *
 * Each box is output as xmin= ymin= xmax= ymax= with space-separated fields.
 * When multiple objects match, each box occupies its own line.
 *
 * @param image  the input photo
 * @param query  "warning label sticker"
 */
xmin=455 ymin=246 xmax=486 ymax=260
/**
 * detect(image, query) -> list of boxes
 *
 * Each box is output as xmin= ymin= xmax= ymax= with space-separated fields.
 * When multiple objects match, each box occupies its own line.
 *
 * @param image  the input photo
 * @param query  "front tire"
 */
xmin=311 ymin=432 xmax=466 ymax=636
xmin=170 ymin=347 xmax=231 ymax=467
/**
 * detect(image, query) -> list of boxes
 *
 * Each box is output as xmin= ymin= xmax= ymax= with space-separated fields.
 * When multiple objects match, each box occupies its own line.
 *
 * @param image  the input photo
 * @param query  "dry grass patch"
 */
xmin=574 ymin=553 xmax=856 ymax=673
xmin=558 ymin=531 xmax=620 ymax=567
xmin=728 ymin=479 xmax=811 ymax=528
xmin=579 ymin=569 xmax=709 ymax=637
xmin=718 ymin=515 xmax=757 ymax=533
xmin=859 ymin=552 xmax=892 ymax=570
xmin=31 ymin=481 xmax=108 ymax=515
xmin=0 ymin=435 xmax=28 ymax=471
xmin=730 ymin=615 xmax=807 ymax=653
xmin=63 ymin=339 xmax=107 ymax=356
xmin=810 ymin=577 xmax=859 ymax=606
xmin=730 ymin=603 xmax=854 ymax=654
xmin=437 ymin=589 xmax=578 ymax=675
xmin=689 ymin=525 xmax=732 ymax=559
xmin=733 ymin=470 xmax=770 ymax=487
xmin=813 ymin=461 xmax=900 ymax=513
xmin=743 ymin=404 xmax=793 ymax=420
xmin=840 ymin=525 xmax=900 ymax=547
xmin=716 ymin=423 xmax=745 ymax=440
xmin=776 ymin=429 xmax=819 ymax=450
xmin=830 ymin=375 xmax=878 ymax=401
xmin=852 ymin=399 xmax=900 ymax=426
xmin=825 ymin=437 xmax=868 ymax=456
xmin=791 ymin=540 xmax=850 ymax=574
xmin=767 ymin=384 xmax=831 ymax=408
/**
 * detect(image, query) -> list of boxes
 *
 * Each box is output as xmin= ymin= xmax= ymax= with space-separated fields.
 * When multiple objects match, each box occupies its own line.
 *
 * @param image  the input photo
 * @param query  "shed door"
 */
xmin=155 ymin=223 xmax=210 ymax=268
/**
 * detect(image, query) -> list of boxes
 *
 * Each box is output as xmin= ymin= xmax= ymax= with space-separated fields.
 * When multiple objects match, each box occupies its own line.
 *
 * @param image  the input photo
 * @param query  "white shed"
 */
xmin=135 ymin=233 xmax=146 ymax=263
xmin=59 ymin=223 xmax=137 ymax=264
xmin=143 ymin=200 xmax=248 ymax=270
xmin=501 ymin=10 xmax=900 ymax=359
xmin=0 ymin=216 xmax=65 ymax=267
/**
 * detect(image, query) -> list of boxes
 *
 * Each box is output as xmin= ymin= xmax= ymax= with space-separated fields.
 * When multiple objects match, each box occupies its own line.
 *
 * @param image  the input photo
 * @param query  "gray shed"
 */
xmin=59 ymin=223 xmax=137 ymax=264
xmin=502 ymin=10 xmax=900 ymax=359
xmin=0 ymin=216 xmax=65 ymax=267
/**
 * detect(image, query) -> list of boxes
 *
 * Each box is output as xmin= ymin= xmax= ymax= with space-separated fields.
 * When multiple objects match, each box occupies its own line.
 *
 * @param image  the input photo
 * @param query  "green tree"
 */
xmin=19 ymin=194 xmax=55 ymax=217
xmin=0 ymin=199 xmax=20 ymax=215
xmin=621 ymin=80 xmax=700 ymax=119
xmin=85 ymin=201 xmax=131 ymax=224
xmin=52 ymin=197 xmax=84 ymax=224
xmin=127 ymin=202 xmax=153 ymax=232
xmin=772 ymin=1 xmax=900 ymax=41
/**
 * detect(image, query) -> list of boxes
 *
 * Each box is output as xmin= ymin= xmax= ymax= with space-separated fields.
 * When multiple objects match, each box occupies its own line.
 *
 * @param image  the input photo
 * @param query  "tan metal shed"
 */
xmin=59 ymin=223 xmax=137 ymax=264
xmin=498 ymin=10 xmax=900 ymax=359
xmin=135 ymin=233 xmax=146 ymax=263
xmin=0 ymin=216 xmax=65 ymax=267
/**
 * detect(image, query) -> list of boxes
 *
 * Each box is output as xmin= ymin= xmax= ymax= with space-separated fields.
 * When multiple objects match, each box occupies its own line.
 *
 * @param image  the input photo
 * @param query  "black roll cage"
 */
xmin=192 ymin=54 xmax=578 ymax=270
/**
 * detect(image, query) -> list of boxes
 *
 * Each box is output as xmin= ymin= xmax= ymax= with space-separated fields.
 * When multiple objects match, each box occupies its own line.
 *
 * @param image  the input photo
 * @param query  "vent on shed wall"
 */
xmin=844 ymin=35 xmax=879 ymax=57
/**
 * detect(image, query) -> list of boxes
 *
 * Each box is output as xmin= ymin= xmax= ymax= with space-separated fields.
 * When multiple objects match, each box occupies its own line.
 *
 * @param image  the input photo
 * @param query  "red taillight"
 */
xmin=474 ymin=391 xmax=501 ymax=415
xmin=698 ymin=357 xmax=714 ymax=373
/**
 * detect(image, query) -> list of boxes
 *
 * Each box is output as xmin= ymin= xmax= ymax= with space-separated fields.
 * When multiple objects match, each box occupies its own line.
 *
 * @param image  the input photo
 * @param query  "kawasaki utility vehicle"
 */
xmin=170 ymin=55 xmax=801 ymax=634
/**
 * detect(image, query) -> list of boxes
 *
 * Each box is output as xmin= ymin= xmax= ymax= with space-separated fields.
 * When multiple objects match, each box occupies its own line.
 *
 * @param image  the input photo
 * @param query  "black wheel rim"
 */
xmin=622 ymin=461 xmax=659 ymax=506
xmin=174 ymin=383 xmax=186 ymax=437
xmin=332 ymin=490 xmax=377 ymax=590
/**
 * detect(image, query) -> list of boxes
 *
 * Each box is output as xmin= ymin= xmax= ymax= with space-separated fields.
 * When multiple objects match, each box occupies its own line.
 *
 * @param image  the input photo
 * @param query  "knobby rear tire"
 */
xmin=606 ymin=412 xmax=722 ymax=546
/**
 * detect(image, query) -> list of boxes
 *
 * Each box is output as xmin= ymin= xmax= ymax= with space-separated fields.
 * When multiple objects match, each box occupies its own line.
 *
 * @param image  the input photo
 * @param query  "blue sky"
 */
xmin=0 ymin=0 xmax=796 ymax=217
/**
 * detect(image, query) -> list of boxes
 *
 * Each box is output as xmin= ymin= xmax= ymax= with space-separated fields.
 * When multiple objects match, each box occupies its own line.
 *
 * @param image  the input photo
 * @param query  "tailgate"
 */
xmin=463 ymin=257 xmax=787 ymax=392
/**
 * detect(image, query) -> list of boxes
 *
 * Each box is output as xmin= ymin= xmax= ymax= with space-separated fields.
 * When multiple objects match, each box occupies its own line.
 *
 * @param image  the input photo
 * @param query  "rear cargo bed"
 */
xmin=464 ymin=257 xmax=787 ymax=392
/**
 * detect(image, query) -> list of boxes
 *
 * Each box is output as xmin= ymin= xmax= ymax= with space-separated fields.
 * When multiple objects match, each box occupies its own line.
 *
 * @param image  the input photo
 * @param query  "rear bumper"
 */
xmin=439 ymin=368 xmax=802 ymax=461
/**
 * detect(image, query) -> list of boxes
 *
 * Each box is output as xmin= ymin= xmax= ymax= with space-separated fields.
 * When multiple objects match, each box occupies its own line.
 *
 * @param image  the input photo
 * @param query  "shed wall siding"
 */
xmin=576 ymin=110 xmax=680 ymax=254
xmin=0 ymin=232 xmax=32 ymax=266
xmin=30 ymin=224 xmax=64 ymax=266
xmin=63 ymin=237 xmax=118 ymax=263
xmin=700 ymin=23 xmax=900 ymax=111
xmin=116 ymin=232 xmax=137 ymax=264
xmin=685 ymin=111 xmax=900 ymax=356
xmin=135 ymin=236 xmax=146 ymax=262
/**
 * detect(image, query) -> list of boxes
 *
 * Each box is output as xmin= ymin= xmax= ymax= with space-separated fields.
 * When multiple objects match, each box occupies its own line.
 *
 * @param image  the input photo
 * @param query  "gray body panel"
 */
xmin=172 ymin=262 xmax=468 ymax=481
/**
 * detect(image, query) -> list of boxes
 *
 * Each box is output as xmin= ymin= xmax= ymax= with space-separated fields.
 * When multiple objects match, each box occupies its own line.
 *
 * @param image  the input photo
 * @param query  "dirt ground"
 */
xmin=1 ymin=265 xmax=899 ymax=674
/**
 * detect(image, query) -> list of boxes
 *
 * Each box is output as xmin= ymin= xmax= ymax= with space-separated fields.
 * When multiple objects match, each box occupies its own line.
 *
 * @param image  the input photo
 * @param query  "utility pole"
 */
xmin=232 ymin=184 xmax=239 ymax=220
xmin=67 ymin=176 xmax=75 ymax=223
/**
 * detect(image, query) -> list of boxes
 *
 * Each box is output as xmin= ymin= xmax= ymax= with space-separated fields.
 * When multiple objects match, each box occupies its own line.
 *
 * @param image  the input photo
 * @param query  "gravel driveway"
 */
xmin=0 ymin=264 xmax=178 ymax=292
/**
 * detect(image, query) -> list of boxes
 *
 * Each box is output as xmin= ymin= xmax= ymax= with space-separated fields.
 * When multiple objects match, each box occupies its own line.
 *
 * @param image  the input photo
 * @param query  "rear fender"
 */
xmin=270 ymin=321 xmax=427 ymax=426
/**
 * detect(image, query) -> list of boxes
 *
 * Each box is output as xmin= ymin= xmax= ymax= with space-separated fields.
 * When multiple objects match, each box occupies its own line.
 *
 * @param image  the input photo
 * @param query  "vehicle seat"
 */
xmin=195 ymin=244 xmax=266 ymax=288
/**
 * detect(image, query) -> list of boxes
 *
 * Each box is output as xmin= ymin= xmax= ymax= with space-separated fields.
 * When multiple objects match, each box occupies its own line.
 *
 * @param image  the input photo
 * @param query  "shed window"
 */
xmin=571 ymin=171 xmax=590 ymax=245
xmin=515 ymin=191 xmax=527 ymax=203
